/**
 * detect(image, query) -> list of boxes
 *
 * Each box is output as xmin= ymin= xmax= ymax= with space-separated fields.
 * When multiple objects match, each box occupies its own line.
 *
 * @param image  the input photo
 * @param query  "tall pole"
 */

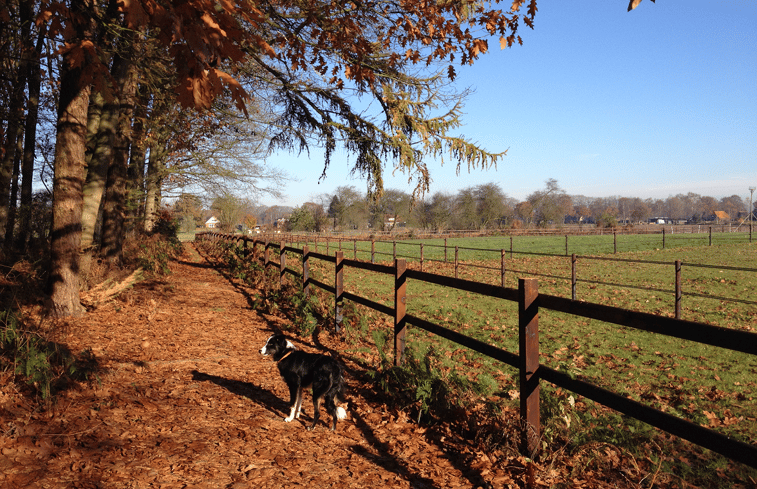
xmin=749 ymin=187 xmax=755 ymax=225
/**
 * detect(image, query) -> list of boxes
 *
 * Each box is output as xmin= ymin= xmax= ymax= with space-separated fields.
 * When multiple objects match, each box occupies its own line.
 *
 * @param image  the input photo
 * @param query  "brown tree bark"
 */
xmin=48 ymin=0 xmax=93 ymax=317
xmin=4 ymin=131 xmax=23 ymax=248
xmin=142 ymin=143 xmax=166 ymax=233
xmin=80 ymin=90 xmax=113 ymax=252
xmin=100 ymin=48 xmax=138 ymax=263
xmin=16 ymin=27 xmax=45 ymax=251
xmin=127 ymin=90 xmax=149 ymax=220
xmin=0 ymin=73 xmax=27 ymax=247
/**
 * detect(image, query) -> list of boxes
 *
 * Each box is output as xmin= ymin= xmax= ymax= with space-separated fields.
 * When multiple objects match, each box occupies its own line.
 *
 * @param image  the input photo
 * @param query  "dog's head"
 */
xmin=260 ymin=334 xmax=296 ymax=357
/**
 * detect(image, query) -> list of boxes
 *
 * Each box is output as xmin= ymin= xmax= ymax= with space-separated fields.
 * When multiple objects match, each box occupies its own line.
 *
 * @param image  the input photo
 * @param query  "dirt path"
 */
xmin=1 ymin=244 xmax=511 ymax=488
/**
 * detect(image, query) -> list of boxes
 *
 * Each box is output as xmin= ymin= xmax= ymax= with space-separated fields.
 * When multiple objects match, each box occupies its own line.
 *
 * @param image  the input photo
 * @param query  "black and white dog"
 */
xmin=260 ymin=334 xmax=347 ymax=431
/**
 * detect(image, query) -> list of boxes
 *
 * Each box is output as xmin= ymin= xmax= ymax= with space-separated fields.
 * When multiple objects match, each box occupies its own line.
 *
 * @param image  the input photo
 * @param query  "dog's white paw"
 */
xmin=284 ymin=416 xmax=294 ymax=422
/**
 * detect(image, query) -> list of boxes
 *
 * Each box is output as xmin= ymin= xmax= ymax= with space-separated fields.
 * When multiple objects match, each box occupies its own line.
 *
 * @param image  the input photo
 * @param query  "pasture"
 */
xmin=211 ymin=231 xmax=757 ymax=484
xmin=282 ymin=235 xmax=757 ymax=478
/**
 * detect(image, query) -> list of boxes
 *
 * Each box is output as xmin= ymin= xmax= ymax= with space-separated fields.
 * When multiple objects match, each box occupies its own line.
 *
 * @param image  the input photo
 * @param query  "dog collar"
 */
xmin=277 ymin=350 xmax=294 ymax=362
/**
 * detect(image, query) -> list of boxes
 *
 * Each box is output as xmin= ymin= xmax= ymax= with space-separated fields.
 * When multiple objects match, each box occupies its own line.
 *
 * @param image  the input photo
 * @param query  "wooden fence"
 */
xmin=197 ymin=232 xmax=757 ymax=469
xmin=265 ymin=223 xmax=754 ymax=240
xmin=253 ymin=232 xmax=757 ymax=319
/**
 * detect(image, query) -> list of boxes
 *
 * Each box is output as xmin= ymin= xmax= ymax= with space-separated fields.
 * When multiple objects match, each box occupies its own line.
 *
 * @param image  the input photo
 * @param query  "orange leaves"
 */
xmin=176 ymin=67 xmax=250 ymax=114
xmin=405 ymin=49 xmax=421 ymax=64
xmin=119 ymin=0 xmax=150 ymax=29
xmin=702 ymin=409 xmax=743 ymax=428
xmin=470 ymin=39 xmax=488 ymax=58
xmin=251 ymin=34 xmax=277 ymax=59
xmin=56 ymin=40 xmax=96 ymax=69
xmin=628 ymin=0 xmax=656 ymax=12
xmin=499 ymin=34 xmax=522 ymax=49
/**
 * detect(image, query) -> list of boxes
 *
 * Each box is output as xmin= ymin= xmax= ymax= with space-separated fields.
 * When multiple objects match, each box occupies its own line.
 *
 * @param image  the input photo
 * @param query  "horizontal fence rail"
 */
xmin=197 ymin=232 xmax=757 ymax=469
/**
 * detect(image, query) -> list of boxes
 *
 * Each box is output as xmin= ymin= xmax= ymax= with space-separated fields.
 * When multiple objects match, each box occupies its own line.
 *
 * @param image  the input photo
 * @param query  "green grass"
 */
xmin=177 ymin=231 xmax=197 ymax=242
xmin=285 ymin=231 xmax=755 ymax=263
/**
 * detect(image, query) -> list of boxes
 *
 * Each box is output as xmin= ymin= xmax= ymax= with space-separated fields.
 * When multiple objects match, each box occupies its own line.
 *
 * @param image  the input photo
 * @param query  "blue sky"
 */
xmin=263 ymin=0 xmax=757 ymax=207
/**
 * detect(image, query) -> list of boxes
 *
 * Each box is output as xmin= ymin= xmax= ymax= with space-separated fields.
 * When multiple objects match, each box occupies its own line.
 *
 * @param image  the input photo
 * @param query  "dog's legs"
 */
xmin=308 ymin=395 xmax=322 ymax=431
xmin=324 ymin=394 xmax=338 ymax=431
xmin=308 ymin=378 xmax=332 ymax=431
xmin=294 ymin=387 xmax=305 ymax=419
xmin=284 ymin=383 xmax=301 ymax=422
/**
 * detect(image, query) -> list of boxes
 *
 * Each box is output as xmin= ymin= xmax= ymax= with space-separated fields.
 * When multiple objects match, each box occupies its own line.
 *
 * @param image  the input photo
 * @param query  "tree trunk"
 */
xmin=100 ymin=49 xmax=138 ymax=263
xmin=48 ymin=0 xmax=92 ymax=318
xmin=4 ymin=131 xmax=23 ymax=248
xmin=143 ymin=143 xmax=166 ymax=233
xmin=16 ymin=27 xmax=45 ymax=251
xmin=80 ymin=90 xmax=112 ymax=252
xmin=0 ymin=74 xmax=27 ymax=246
xmin=127 ymin=90 xmax=149 ymax=221
xmin=78 ymin=90 xmax=107 ymax=279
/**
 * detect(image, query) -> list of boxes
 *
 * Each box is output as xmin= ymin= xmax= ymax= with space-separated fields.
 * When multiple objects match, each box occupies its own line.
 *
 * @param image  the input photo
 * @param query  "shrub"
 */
xmin=0 ymin=310 xmax=99 ymax=399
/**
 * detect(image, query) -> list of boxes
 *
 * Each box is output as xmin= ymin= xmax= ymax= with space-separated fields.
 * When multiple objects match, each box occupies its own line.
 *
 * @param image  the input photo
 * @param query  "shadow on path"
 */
xmin=190 ymin=370 xmax=286 ymax=418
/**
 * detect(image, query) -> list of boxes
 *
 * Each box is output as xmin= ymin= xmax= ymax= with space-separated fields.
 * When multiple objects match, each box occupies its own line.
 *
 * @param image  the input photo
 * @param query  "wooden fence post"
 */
xmin=394 ymin=259 xmax=407 ymax=366
xmin=264 ymin=241 xmax=269 ymax=268
xmin=501 ymin=249 xmax=506 ymax=288
xmin=393 ymin=241 xmax=396 ymax=261
xmin=371 ymin=240 xmax=375 ymax=264
xmin=565 ymin=235 xmax=569 ymax=256
xmin=675 ymin=260 xmax=682 ymax=319
xmin=420 ymin=243 xmax=424 ymax=272
xmin=353 ymin=239 xmax=357 ymax=260
xmin=519 ymin=277 xmax=540 ymax=456
xmin=571 ymin=254 xmax=577 ymax=301
xmin=663 ymin=227 xmax=666 ymax=249
xmin=613 ymin=231 xmax=617 ymax=254
xmin=303 ymin=246 xmax=310 ymax=298
xmin=444 ymin=238 xmax=448 ymax=262
xmin=709 ymin=226 xmax=712 ymax=246
xmin=280 ymin=242 xmax=286 ymax=286
xmin=454 ymin=246 xmax=459 ymax=279
xmin=510 ymin=236 xmax=514 ymax=259
xmin=335 ymin=251 xmax=344 ymax=333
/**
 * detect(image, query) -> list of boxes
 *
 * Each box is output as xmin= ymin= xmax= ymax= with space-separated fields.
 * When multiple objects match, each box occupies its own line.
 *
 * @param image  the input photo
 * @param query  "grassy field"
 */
xmin=331 ymin=241 xmax=757 ymax=484
xmin=177 ymin=231 xmax=197 ymax=242
xmin=285 ymin=234 xmax=756 ymax=324
xmin=289 ymin=231 xmax=754 ymax=260
xmin=211 ymin=234 xmax=757 ymax=484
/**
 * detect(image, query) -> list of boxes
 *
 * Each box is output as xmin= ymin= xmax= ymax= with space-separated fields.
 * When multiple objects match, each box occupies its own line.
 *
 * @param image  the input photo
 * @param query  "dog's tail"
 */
xmin=336 ymin=405 xmax=347 ymax=420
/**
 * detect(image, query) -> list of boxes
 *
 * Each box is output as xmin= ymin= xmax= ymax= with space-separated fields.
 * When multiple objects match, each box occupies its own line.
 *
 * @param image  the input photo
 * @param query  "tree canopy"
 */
xmin=0 ymin=0 xmax=659 ymax=316
xmin=41 ymin=0 xmax=539 ymax=199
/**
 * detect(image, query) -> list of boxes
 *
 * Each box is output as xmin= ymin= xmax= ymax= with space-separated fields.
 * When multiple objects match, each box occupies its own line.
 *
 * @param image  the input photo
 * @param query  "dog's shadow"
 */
xmin=190 ymin=370 xmax=288 ymax=418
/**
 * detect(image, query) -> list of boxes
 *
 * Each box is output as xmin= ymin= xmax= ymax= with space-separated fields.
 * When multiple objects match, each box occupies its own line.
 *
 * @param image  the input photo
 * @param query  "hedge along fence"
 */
xmin=252 ymin=232 xmax=757 ymax=320
xmin=197 ymin=232 xmax=757 ymax=468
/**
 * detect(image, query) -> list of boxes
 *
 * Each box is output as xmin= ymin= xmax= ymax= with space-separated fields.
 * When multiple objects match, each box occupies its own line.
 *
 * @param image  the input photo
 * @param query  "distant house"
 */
xmin=205 ymin=216 xmax=220 ymax=228
xmin=713 ymin=211 xmax=730 ymax=223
